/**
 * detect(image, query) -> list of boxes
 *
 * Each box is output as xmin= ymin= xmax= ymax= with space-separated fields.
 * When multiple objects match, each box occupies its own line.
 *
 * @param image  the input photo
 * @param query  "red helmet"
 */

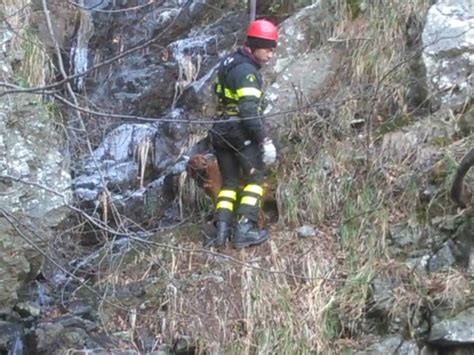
xmin=246 ymin=19 xmax=278 ymax=42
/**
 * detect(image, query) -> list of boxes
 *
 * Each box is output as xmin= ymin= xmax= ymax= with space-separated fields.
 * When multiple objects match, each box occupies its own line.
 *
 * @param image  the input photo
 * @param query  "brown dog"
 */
xmin=186 ymin=153 xmax=222 ymax=203
xmin=186 ymin=153 xmax=267 ymax=228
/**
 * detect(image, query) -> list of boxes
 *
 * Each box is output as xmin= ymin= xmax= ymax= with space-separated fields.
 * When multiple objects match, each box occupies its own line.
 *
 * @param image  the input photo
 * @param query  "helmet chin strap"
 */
xmin=242 ymin=45 xmax=262 ymax=64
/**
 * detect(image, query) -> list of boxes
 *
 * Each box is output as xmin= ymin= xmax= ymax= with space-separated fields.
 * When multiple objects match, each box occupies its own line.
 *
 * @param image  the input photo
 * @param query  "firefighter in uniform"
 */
xmin=207 ymin=19 xmax=278 ymax=249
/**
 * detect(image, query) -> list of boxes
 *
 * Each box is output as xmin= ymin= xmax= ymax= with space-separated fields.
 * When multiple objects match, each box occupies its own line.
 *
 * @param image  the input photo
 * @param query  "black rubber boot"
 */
xmin=204 ymin=221 xmax=231 ymax=248
xmin=233 ymin=218 xmax=268 ymax=249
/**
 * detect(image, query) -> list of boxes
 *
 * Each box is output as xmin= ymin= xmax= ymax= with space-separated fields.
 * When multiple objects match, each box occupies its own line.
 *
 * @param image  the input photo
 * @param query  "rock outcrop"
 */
xmin=0 ymin=49 xmax=71 ymax=315
xmin=422 ymin=0 xmax=474 ymax=111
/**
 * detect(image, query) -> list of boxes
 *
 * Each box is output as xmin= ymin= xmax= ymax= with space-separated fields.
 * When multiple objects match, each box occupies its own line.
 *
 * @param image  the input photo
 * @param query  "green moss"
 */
xmin=12 ymin=26 xmax=51 ymax=87
xmin=414 ymin=154 xmax=460 ymax=222
xmin=321 ymin=306 xmax=342 ymax=341
xmin=458 ymin=106 xmax=474 ymax=136
xmin=432 ymin=156 xmax=458 ymax=184
xmin=376 ymin=115 xmax=415 ymax=136
xmin=347 ymin=0 xmax=364 ymax=19
xmin=431 ymin=135 xmax=451 ymax=147
xmin=149 ymin=223 xmax=211 ymax=248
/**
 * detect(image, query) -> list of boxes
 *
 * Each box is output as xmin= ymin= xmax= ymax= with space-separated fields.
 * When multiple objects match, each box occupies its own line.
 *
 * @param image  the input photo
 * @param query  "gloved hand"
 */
xmin=261 ymin=138 xmax=277 ymax=165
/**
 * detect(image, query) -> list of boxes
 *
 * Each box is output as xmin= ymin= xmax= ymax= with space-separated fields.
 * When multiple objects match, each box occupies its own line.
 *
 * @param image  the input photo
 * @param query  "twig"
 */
xmin=53 ymin=91 xmax=364 ymax=124
xmin=0 ymin=1 xmax=196 ymax=96
xmin=327 ymin=37 xmax=372 ymax=42
xmin=68 ymin=0 xmax=162 ymax=12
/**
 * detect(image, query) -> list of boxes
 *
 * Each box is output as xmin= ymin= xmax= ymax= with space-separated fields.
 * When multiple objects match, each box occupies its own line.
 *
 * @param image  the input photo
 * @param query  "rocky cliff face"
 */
xmin=422 ymin=0 xmax=474 ymax=112
xmin=0 ymin=27 xmax=71 ymax=315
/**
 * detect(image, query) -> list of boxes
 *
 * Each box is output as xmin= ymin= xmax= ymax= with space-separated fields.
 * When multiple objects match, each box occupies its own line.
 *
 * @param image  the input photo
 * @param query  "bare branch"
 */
xmin=0 ymin=173 xmax=360 ymax=283
xmin=68 ymin=0 xmax=164 ymax=13
xmin=0 ymin=1 xmax=194 ymax=96
xmin=53 ymin=91 xmax=365 ymax=124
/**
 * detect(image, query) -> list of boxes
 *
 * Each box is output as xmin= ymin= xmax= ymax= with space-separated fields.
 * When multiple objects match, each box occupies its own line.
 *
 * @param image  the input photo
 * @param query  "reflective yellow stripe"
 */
xmin=236 ymin=87 xmax=262 ymax=98
xmin=224 ymin=88 xmax=239 ymax=100
xmin=241 ymin=196 xmax=258 ymax=206
xmin=217 ymin=109 xmax=238 ymax=116
xmin=218 ymin=84 xmax=261 ymax=101
xmin=216 ymin=201 xmax=234 ymax=211
xmin=218 ymin=190 xmax=237 ymax=200
xmin=243 ymin=184 xmax=263 ymax=196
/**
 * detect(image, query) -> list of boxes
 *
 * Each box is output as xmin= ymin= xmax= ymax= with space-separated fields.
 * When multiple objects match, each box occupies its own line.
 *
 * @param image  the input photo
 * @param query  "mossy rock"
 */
xmin=346 ymin=0 xmax=365 ymax=19
xmin=429 ymin=156 xmax=458 ymax=185
xmin=417 ymin=194 xmax=453 ymax=223
xmin=376 ymin=115 xmax=415 ymax=137
xmin=161 ymin=223 xmax=213 ymax=244
xmin=458 ymin=106 xmax=474 ymax=136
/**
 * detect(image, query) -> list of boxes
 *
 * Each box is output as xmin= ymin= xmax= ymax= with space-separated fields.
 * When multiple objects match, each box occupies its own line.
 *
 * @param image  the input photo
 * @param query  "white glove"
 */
xmin=261 ymin=138 xmax=277 ymax=165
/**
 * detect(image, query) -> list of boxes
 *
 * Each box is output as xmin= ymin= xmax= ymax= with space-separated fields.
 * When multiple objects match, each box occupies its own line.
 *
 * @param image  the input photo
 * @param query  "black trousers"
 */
xmin=216 ymin=142 xmax=264 ymax=188
xmin=210 ymin=122 xmax=265 ymax=223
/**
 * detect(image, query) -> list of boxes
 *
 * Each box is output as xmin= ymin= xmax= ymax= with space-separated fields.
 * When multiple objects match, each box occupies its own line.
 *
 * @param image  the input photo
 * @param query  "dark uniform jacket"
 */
xmin=212 ymin=47 xmax=267 ymax=148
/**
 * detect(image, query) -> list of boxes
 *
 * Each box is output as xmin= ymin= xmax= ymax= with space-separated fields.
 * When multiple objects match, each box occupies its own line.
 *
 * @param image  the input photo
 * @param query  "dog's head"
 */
xmin=186 ymin=154 xmax=208 ymax=175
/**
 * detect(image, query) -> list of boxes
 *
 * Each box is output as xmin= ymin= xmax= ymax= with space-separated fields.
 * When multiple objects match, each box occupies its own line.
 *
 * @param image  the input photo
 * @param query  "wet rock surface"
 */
xmin=88 ymin=1 xmax=247 ymax=118
xmin=422 ymin=0 xmax=474 ymax=111
xmin=428 ymin=307 xmax=474 ymax=345
xmin=0 ymin=34 xmax=71 ymax=318
xmin=0 ymin=321 xmax=24 ymax=354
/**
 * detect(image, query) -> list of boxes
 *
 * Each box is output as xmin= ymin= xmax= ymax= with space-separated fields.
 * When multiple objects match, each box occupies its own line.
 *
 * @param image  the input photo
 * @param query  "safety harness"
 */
xmin=214 ymin=49 xmax=263 ymax=116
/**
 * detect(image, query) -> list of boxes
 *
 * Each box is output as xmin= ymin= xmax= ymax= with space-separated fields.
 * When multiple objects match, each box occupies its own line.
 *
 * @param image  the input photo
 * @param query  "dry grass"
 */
xmin=158 ymin=0 xmax=446 ymax=352
xmin=276 ymin=0 xmax=433 ymax=225
xmin=68 ymin=215 xmax=470 ymax=354
xmin=3 ymin=0 xmax=52 ymax=87
xmin=266 ymin=0 xmax=456 ymax=352
xmin=33 ymin=0 xmax=471 ymax=354
xmin=276 ymin=135 xmax=357 ymax=226
xmin=177 ymin=132 xmax=214 ymax=218
xmin=90 ymin=224 xmax=347 ymax=354
xmin=329 ymin=0 xmax=432 ymax=133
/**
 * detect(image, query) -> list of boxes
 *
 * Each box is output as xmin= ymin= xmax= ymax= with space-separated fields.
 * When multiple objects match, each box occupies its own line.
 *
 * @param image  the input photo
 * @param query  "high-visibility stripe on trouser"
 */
xmin=243 ymin=184 xmax=263 ymax=196
xmin=215 ymin=189 xmax=237 ymax=223
xmin=218 ymin=190 xmax=237 ymax=201
xmin=236 ymin=184 xmax=263 ymax=222
xmin=216 ymin=200 xmax=233 ymax=211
